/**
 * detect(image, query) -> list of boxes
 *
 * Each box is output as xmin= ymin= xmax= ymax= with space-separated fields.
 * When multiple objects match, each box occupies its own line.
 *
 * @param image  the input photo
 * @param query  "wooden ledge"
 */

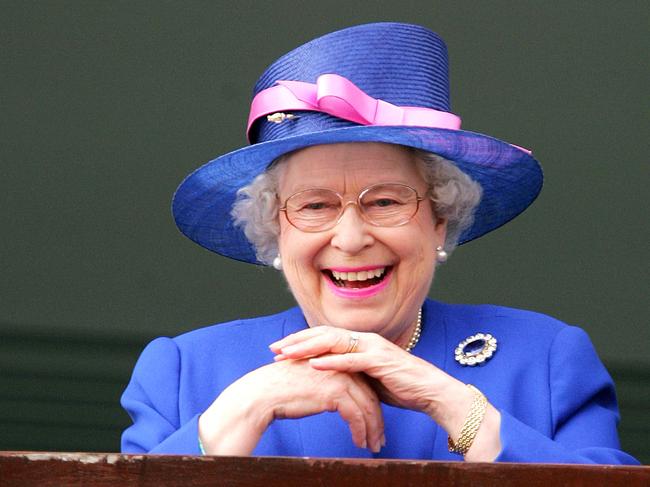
xmin=0 ymin=452 xmax=648 ymax=486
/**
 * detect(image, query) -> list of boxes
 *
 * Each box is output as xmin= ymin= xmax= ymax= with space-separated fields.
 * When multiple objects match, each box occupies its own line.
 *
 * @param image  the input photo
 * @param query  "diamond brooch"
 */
xmin=266 ymin=112 xmax=298 ymax=123
xmin=455 ymin=333 xmax=497 ymax=366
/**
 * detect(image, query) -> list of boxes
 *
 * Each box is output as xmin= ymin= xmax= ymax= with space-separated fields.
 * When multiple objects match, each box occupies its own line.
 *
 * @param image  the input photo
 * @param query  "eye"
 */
xmin=371 ymin=198 xmax=400 ymax=207
xmin=296 ymin=200 xmax=339 ymax=212
xmin=302 ymin=202 xmax=330 ymax=211
xmin=362 ymin=184 xmax=416 ymax=210
xmin=366 ymin=197 xmax=406 ymax=209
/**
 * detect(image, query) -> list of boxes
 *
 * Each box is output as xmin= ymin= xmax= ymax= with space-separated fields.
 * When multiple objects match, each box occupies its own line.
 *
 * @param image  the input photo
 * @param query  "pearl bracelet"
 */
xmin=447 ymin=384 xmax=488 ymax=455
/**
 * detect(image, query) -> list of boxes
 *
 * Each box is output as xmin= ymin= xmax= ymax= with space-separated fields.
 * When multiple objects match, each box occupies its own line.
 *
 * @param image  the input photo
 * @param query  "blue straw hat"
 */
xmin=172 ymin=22 xmax=543 ymax=264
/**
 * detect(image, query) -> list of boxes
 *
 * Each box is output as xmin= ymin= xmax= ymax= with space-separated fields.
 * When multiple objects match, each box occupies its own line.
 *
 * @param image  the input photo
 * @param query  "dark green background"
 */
xmin=1 ymin=1 xmax=648 ymax=462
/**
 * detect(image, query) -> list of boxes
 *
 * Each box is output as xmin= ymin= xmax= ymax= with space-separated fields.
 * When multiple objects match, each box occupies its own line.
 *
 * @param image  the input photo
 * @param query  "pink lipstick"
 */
xmin=323 ymin=266 xmax=392 ymax=299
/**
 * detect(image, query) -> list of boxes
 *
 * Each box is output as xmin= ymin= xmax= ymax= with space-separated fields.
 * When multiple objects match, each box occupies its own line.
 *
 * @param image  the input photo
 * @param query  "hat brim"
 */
xmin=172 ymin=125 xmax=542 ymax=264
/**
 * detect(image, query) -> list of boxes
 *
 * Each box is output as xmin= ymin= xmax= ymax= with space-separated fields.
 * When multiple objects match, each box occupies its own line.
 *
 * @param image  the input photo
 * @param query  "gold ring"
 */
xmin=346 ymin=332 xmax=360 ymax=353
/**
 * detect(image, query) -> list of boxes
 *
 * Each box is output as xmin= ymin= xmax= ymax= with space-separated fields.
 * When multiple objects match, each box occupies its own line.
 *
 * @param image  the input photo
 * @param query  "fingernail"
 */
xmin=373 ymin=440 xmax=381 ymax=453
xmin=361 ymin=440 xmax=367 ymax=449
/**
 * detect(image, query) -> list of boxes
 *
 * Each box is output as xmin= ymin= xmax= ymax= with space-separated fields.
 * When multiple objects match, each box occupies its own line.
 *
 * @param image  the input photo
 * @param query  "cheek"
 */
xmin=401 ymin=220 xmax=438 ymax=277
xmin=400 ymin=239 xmax=436 ymax=300
xmin=411 ymin=241 xmax=435 ymax=277
xmin=279 ymin=225 xmax=317 ymax=264
xmin=278 ymin=227 xmax=325 ymax=287
xmin=277 ymin=229 xmax=329 ymax=325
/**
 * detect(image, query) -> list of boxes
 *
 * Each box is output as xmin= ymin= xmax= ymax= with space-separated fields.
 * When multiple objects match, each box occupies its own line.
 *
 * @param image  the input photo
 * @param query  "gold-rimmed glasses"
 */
xmin=279 ymin=183 xmax=426 ymax=232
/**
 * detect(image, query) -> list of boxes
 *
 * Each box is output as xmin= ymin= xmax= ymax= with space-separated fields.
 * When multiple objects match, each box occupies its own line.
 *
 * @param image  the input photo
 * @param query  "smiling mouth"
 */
xmin=323 ymin=267 xmax=392 ymax=289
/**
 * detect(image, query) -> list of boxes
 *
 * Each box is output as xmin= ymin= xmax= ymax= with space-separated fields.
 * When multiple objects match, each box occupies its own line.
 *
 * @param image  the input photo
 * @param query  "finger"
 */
xmin=334 ymin=394 xmax=369 ymax=450
xmin=309 ymin=352 xmax=371 ymax=373
xmin=277 ymin=332 xmax=353 ymax=359
xmin=269 ymin=326 xmax=330 ymax=352
xmin=274 ymin=326 xmax=368 ymax=358
xmin=311 ymin=354 xmax=385 ymax=450
xmin=348 ymin=374 xmax=385 ymax=452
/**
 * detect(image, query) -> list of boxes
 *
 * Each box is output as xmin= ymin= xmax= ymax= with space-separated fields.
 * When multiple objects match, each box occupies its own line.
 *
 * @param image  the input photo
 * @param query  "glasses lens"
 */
xmin=285 ymin=189 xmax=341 ymax=231
xmin=360 ymin=184 xmax=419 ymax=226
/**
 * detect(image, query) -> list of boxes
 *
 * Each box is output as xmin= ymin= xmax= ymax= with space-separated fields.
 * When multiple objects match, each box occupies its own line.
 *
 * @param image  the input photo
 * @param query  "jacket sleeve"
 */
xmin=495 ymin=326 xmax=638 ymax=464
xmin=120 ymin=337 xmax=201 ymax=454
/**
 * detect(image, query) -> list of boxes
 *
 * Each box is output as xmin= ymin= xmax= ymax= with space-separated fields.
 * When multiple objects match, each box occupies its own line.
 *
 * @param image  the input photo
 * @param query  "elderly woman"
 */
xmin=121 ymin=23 xmax=637 ymax=464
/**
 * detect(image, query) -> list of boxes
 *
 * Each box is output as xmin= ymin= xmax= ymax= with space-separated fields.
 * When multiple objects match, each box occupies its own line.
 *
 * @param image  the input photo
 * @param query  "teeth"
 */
xmin=331 ymin=267 xmax=386 ymax=281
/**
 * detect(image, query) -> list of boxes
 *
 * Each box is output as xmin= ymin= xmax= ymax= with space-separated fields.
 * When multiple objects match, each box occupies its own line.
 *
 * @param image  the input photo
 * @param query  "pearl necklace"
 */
xmin=404 ymin=308 xmax=422 ymax=353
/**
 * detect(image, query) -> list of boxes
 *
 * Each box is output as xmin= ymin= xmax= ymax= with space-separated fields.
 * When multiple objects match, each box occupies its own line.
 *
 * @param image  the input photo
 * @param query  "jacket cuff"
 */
xmin=495 ymin=409 xmax=639 ymax=465
xmin=149 ymin=414 xmax=202 ymax=455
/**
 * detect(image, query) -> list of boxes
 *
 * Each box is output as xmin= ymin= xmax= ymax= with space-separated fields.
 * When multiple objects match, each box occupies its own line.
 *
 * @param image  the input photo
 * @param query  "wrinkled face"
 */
xmin=277 ymin=142 xmax=446 ymax=344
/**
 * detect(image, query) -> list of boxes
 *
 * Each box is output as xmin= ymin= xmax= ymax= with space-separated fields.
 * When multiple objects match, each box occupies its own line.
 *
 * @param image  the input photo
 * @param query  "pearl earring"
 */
xmin=272 ymin=255 xmax=282 ymax=270
xmin=436 ymin=246 xmax=448 ymax=263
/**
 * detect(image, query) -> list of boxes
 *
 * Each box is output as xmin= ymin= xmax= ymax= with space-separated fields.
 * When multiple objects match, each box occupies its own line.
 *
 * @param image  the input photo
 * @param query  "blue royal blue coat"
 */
xmin=121 ymin=299 xmax=638 ymax=464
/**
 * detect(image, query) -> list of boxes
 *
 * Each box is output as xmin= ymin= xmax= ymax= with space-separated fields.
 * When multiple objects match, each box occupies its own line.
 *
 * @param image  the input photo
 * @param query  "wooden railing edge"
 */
xmin=0 ymin=452 xmax=648 ymax=487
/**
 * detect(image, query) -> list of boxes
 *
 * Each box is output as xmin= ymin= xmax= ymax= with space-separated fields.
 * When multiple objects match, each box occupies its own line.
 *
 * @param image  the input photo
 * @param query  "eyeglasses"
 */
xmin=279 ymin=183 xmax=426 ymax=232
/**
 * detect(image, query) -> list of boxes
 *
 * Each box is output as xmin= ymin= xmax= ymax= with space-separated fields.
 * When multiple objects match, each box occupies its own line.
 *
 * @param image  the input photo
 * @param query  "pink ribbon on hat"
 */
xmin=246 ymin=73 xmax=531 ymax=155
xmin=247 ymin=73 xmax=461 ymax=138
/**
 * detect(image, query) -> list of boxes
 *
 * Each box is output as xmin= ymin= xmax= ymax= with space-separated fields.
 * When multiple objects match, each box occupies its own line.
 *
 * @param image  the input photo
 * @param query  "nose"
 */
xmin=329 ymin=203 xmax=375 ymax=254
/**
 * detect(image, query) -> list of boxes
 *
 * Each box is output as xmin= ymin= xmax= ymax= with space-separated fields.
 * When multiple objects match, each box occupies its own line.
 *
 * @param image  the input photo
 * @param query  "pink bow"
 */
xmin=247 ymin=73 xmax=462 ymax=140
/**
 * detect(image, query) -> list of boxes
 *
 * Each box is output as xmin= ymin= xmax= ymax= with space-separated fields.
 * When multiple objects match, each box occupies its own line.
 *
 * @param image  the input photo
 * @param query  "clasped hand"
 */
xmin=269 ymin=326 xmax=448 ymax=448
xmin=200 ymin=326 xmax=456 ymax=455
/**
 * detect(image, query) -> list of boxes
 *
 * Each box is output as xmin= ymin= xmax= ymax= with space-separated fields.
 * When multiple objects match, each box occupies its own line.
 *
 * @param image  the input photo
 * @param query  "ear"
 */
xmin=434 ymin=216 xmax=447 ymax=247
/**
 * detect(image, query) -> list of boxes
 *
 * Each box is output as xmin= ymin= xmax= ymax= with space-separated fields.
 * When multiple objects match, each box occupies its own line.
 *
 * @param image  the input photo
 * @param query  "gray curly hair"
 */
xmin=231 ymin=147 xmax=482 ymax=265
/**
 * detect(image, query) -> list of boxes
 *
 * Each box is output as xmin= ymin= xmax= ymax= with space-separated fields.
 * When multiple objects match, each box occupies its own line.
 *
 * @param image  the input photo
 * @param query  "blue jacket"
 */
xmin=121 ymin=299 xmax=638 ymax=464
